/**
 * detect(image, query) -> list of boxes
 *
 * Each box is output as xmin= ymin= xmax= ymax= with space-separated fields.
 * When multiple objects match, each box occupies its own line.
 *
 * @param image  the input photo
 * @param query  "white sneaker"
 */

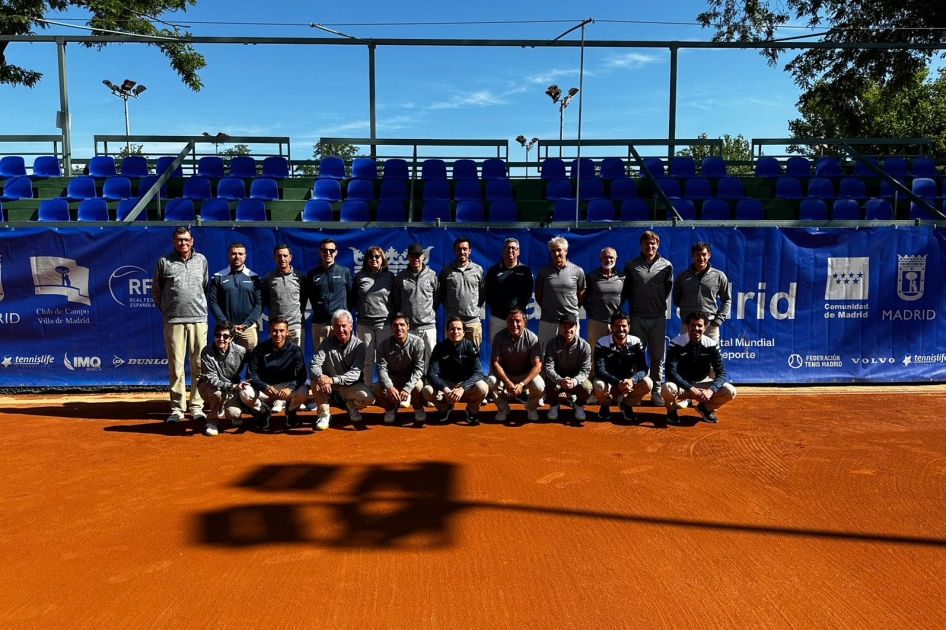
xmin=384 ymin=408 xmax=397 ymax=424
xmin=346 ymin=401 xmax=363 ymax=423
xmin=547 ymin=405 xmax=560 ymax=421
xmin=192 ymin=410 xmax=207 ymax=423
xmin=574 ymin=405 xmax=587 ymax=421
xmin=495 ymin=397 xmax=510 ymax=422
xmin=526 ymin=409 xmax=539 ymax=422
xmin=271 ymin=400 xmax=286 ymax=413
xmin=315 ymin=415 xmax=330 ymax=431
xmin=165 ymin=411 xmax=184 ymax=423
xmin=217 ymin=408 xmax=225 ymax=419
xmin=414 ymin=407 xmax=427 ymax=423
xmin=675 ymin=399 xmax=689 ymax=409
xmin=204 ymin=423 xmax=219 ymax=437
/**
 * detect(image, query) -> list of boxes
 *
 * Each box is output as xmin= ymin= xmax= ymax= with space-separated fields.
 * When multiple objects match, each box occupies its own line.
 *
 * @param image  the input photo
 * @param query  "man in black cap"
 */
xmin=542 ymin=313 xmax=592 ymax=425
xmin=392 ymin=242 xmax=439 ymax=368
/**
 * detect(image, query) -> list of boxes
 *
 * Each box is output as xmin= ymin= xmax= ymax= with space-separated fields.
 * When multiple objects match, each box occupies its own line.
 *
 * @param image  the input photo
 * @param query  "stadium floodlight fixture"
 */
xmin=103 ymin=77 xmax=148 ymax=152
xmin=547 ymin=85 xmax=579 ymax=158
xmin=517 ymin=135 xmax=540 ymax=178
xmin=545 ymin=84 xmax=562 ymax=103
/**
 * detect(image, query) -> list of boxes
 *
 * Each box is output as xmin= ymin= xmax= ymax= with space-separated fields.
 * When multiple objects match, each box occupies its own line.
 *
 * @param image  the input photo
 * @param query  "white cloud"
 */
xmin=606 ymin=52 xmax=660 ymax=69
xmin=426 ymin=90 xmax=506 ymax=110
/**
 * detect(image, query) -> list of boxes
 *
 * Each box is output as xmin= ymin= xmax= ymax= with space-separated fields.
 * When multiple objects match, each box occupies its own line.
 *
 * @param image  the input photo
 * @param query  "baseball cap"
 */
xmin=407 ymin=243 xmax=424 ymax=256
xmin=559 ymin=313 xmax=578 ymax=325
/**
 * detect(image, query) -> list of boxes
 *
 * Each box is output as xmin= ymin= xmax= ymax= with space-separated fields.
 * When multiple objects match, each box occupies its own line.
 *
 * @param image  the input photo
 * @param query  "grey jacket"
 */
xmin=621 ymin=254 xmax=673 ymax=319
xmin=261 ymin=267 xmax=306 ymax=328
xmin=392 ymin=265 xmax=439 ymax=330
xmin=352 ymin=268 xmax=396 ymax=328
xmin=436 ymin=261 xmax=485 ymax=322
xmin=151 ymin=250 xmax=209 ymax=324
xmin=309 ymin=334 xmax=367 ymax=386
xmin=198 ymin=343 xmax=246 ymax=390
xmin=543 ymin=335 xmax=592 ymax=384
xmin=376 ymin=333 xmax=426 ymax=391
xmin=672 ymin=264 xmax=732 ymax=325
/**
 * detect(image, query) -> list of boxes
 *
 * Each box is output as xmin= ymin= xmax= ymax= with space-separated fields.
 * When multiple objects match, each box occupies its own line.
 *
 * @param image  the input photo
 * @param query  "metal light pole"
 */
xmin=516 ymin=135 xmax=539 ymax=178
xmin=545 ymin=85 xmax=578 ymax=159
xmin=103 ymin=78 xmax=147 ymax=152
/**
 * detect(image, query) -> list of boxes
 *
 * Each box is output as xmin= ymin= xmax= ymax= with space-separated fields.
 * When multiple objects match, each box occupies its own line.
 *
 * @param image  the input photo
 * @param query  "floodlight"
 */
xmin=516 ymin=135 xmax=527 ymax=147
xmin=567 ymin=87 xmax=579 ymax=97
xmin=120 ymin=79 xmax=137 ymax=91
xmin=133 ymin=85 xmax=147 ymax=96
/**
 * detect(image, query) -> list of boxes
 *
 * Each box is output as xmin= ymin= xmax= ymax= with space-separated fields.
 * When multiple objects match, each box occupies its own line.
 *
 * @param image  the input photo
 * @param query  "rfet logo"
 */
xmin=108 ymin=265 xmax=155 ymax=307
xmin=31 ymin=256 xmax=91 ymax=305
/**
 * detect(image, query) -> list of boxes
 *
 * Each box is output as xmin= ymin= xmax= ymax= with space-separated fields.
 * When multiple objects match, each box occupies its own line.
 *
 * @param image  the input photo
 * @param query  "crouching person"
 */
xmin=543 ymin=314 xmax=593 ymax=426
xmin=373 ymin=313 xmax=428 ymax=428
xmin=242 ymin=316 xmax=309 ymax=430
xmin=309 ymin=309 xmax=375 ymax=431
xmin=487 ymin=308 xmax=544 ymax=424
xmin=593 ymin=312 xmax=653 ymax=423
xmin=423 ymin=317 xmax=488 ymax=425
xmin=196 ymin=321 xmax=249 ymax=436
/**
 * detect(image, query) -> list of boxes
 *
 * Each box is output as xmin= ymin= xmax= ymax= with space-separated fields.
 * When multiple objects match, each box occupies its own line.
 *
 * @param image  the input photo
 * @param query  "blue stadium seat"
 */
xmin=619 ymin=199 xmax=649 ymax=221
xmin=199 ymin=198 xmax=232 ymax=221
xmin=351 ymin=157 xmax=377 ymax=180
xmin=345 ymin=179 xmax=375 ymax=202
xmin=319 ymin=157 xmax=345 ymax=180
xmin=455 ymin=200 xmax=485 ymax=222
xmin=249 ymin=178 xmax=279 ymax=201
xmin=609 ymin=178 xmax=636 ymax=201
xmin=669 ymin=157 xmax=696 ymax=179
xmin=655 ymin=177 xmax=681 ymax=199
xmin=774 ymin=177 xmax=803 ymax=199
xmin=481 ymin=158 xmax=507 ymax=180
xmin=735 ymin=198 xmax=764 ymax=220
xmin=701 ymin=157 xmax=727 ymax=179
xmin=116 ymin=199 xmax=147 ymax=222
xmin=155 ymin=156 xmax=184 ymax=178
xmin=799 ymin=198 xmax=828 ymax=220
xmin=421 ymin=200 xmax=451 ymax=223
xmin=668 ymin=199 xmax=695 ymax=220
xmin=838 ymin=177 xmax=867 ymax=200
xmin=182 ymin=177 xmax=212 ymax=201
xmin=379 ymin=179 xmax=408 ymax=202
xmin=715 ymin=176 xmax=744 ymax=199
xmin=586 ymin=199 xmax=615 ymax=222
xmin=229 ymin=156 xmax=257 ymax=179
xmin=454 ymin=179 xmax=482 ymax=201
xmin=864 ymin=198 xmax=893 ymax=221
xmin=422 ymin=159 xmax=447 ymax=180
xmin=261 ymin=156 xmax=290 ymax=179
xmin=577 ymin=178 xmax=606 ymax=201
xmin=375 ymin=200 xmax=405 ymax=222
xmin=540 ymin=158 xmax=567 ymax=180
xmin=197 ymin=156 xmax=225 ymax=178
xmin=879 ymin=179 xmax=905 ymax=199
xmin=485 ymin=179 xmax=513 ymax=201
xmin=38 ymin=198 xmax=70 ymax=221
xmin=163 ymin=198 xmax=196 ymax=222
xmin=302 ymin=199 xmax=334 ymax=222
xmin=911 ymin=157 xmax=937 ymax=179
xmin=909 ymin=199 xmax=940 ymax=219
xmin=700 ymin=198 xmax=730 ymax=220
xmin=488 ymin=199 xmax=518 ymax=222
xmin=545 ymin=179 xmax=574 ymax=201
xmin=452 ymin=159 xmax=478 ymax=180
xmin=832 ymin=199 xmax=861 ymax=220
xmin=88 ymin=156 xmax=117 ymax=179
xmin=641 ymin=157 xmax=665 ymax=178
xmin=383 ymin=158 xmax=409 ymax=180
xmin=882 ymin=157 xmax=909 ymax=179
xmin=553 ymin=199 xmax=581 ymax=222
xmin=137 ymin=175 xmax=167 ymax=200
xmin=422 ymin=179 xmax=450 ymax=202
xmin=216 ymin=177 xmax=246 ymax=201
xmin=814 ymin=157 xmax=842 ymax=177
xmin=32 ymin=156 xmax=62 ymax=178
xmin=853 ymin=157 xmax=879 ymax=177
xmin=0 ymin=176 xmax=34 ymax=201
xmin=120 ymin=156 xmax=149 ymax=178
xmin=0 ymin=156 xmax=27 ymax=178
xmin=599 ymin=157 xmax=626 ymax=180
xmin=101 ymin=177 xmax=132 ymax=201
xmin=339 ymin=200 xmax=369 ymax=222
xmin=65 ymin=176 xmax=96 ymax=202
xmin=313 ymin=179 xmax=341 ymax=202
xmin=77 ymin=198 xmax=109 ymax=222
xmin=236 ymin=198 xmax=266 ymax=221
xmin=785 ymin=156 xmax=811 ymax=178
xmin=911 ymin=177 xmax=941 ymax=200
xmin=570 ymin=158 xmax=596 ymax=180
xmin=754 ymin=157 xmax=782 ymax=178
xmin=683 ymin=177 xmax=712 ymax=199
xmin=807 ymin=177 xmax=836 ymax=200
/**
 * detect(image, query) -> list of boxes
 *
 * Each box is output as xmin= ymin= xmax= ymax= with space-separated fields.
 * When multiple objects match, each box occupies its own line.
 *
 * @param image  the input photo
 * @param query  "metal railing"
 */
xmin=90 ymin=135 xmax=292 ymax=175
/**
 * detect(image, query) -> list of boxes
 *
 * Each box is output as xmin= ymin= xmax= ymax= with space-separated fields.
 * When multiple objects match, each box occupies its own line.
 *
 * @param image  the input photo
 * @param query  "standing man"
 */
xmin=484 ymin=237 xmax=533 ymax=346
xmin=305 ymin=237 xmax=352 ymax=354
xmin=584 ymin=247 xmax=625 ymax=367
xmin=261 ymin=243 xmax=307 ymax=348
xmin=672 ymin=241 xmax=731 ymax=344
xmin=488 ymin=308 xmax=544 ymax=424
xmin=152 ymin=226 xmax=209 ymax=424
xmin=542 ymin=314 xmax=593 ymax=426
xmin=373 ymin=313 xmax=428 ymax=428
xmin=535 ymin=236 xmax=586 ymax=348
xmin=309 ymin=309 xmax=375 ymax=431
xmin=208 ymin=242 xmax=262 ymax=350
xmin=424 ymin=317 xmax=489 ymax=425
xmin=592 ymin=312 xmax=652 ymax=422
xmin=196 ymin=321 xmax=248 ymax=436
xmin=663 ymin=310 xmax=737 ymax=425
xmin=242 ymin=317 xmax=309 ymax=430
xmin=392 ymin=243 xmax=439 ymax=367
xmin=436 ymin=236 xmax=485 ymax=347
xmin=622 ymin=230 xmax=673 ymax=405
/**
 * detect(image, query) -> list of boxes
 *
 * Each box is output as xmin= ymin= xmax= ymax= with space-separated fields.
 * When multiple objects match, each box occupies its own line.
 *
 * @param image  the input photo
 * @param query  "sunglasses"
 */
xmin=320 ymin=248 xmax=337 ymax=254
xmin=367 ymin=254 xmax=382 ymax=259
xmin=214 ymin=333 xmax=231 ymax=339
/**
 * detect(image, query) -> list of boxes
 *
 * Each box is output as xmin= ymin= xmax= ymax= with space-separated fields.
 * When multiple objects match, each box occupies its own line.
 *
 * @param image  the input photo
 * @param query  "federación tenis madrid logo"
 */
xmin=350 ymin=245 xmax=435 ymax=273
xmin=30 ymin=256 xmax=91 ymax=305
xmin=896 ymin=255 xmax=926 ymax=301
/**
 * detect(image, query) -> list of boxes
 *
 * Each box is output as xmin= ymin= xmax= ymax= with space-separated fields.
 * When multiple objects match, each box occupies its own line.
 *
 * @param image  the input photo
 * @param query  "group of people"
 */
xmin=150 ymin=227 xmax=737 ymax=435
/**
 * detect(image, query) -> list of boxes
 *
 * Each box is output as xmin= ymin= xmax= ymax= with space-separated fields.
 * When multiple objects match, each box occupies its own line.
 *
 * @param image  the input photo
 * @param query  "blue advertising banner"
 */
xmin=0 ymin=225 xmax=944 ymax=386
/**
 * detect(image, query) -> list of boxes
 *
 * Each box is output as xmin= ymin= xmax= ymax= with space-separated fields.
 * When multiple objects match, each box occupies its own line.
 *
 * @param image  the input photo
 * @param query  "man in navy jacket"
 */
xmin=423 ymin=317 xmax=488 ymax=425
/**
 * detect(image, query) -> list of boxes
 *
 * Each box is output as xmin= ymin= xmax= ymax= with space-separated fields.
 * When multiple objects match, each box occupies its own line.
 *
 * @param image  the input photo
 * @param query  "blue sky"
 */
xmin=1 ymin=1 xmax=811 ymax=162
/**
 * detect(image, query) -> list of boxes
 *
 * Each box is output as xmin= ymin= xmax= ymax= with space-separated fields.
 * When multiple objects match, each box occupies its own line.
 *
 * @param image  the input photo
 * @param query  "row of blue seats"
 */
xmin=0 ymin=155 xmax=293 ymax=180
xmin=632 ymin=198 xmax=897 ymax=222
xmin=0 ymin=175 xmax=281 ymax=203
xmin=774 ymin=176 xmax=946 ymax=201
xmin=316 ymin=157 xmax=509 ymax=181
xmin=22 ymin=197 xmax=270 ymax=222
xmin=312 ymin=178 xmax=515 ymax=203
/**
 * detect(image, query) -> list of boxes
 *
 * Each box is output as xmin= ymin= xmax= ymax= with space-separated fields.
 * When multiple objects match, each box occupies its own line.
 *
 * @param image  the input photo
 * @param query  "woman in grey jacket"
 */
xmin=352 ymin=245 xmax=396 ymax=383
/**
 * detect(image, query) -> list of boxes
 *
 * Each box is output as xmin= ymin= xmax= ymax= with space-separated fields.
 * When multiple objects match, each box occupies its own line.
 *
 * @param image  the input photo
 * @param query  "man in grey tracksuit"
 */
xmin=392 ymin=243 xmax=439 ymax=368
xmin=197 ymin=321 xmax=248 ymax=435
xmin=373 ymin=313 xmax=428 ymax=427
xmin=672 ymin=241 xmax=731 ymax=344
xmin=261 ymin=243 xmax=306 ymax=348
xmin=152 ymin=226 xmax=209 ymax=424
xmin=309 ymin=309 xmax=375 ymax=430
xmin=436 ymin=236 xmax=486 ymax=347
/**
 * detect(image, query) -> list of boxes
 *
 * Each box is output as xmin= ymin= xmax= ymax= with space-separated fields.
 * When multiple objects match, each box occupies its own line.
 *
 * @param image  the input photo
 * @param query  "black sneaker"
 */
xmin=696 ymin=402 xmax=718 ymax=424
xmin=285 ymin=410 xmax=300 ymax=428
xmin=256 ymin=405 xmax=272 ymax=431
xmin=666 ymin=407 xmax=681 ymax=425
xmin=466 ymin=409 xmax=480 ymax=426
xmin=438 ymin=405 xmax=454 ymax=424
xmin=598 ymin=404 xmax=611 ymax=420
xmin=620 ymin=404 xmax=638 ymax=423
xmin=411 ymin=420 xmax=426 ymax=429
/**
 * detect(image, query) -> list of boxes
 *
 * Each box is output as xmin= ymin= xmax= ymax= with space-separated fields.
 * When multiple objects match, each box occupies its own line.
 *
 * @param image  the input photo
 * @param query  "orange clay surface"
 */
xmin=1 ymin=389 xmax=945 ymax=630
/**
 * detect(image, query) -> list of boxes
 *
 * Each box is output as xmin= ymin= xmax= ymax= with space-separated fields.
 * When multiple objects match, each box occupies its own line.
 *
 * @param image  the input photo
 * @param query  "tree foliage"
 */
xmin=0 ymin=1 xmax=205 ymax=90
xmin=296 ymin=142 xmax=362 ymax=177
xmin=220 ymin=143 xmax=251 ymax=158
xmin=788 ymin=69 xmax=946 ymax=158
xmin=677 ymin=133 xmax=753 ymax=174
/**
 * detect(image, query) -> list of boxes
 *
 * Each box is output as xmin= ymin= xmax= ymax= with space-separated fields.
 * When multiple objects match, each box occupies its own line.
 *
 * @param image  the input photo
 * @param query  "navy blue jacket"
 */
xmin=208 ymin=266 xmax=262 ymax=328
xmin=665 ymin=333 xmax=728 ymax=392
xmin=305 ymin=263 xmax=352 ymax=325
xmin=427 ymin=338 xmax=484 ymax=391
xmin=594 ymin=334 xmax=648 ymax=386
xmin=247 ymin=340 xmax=307 ymax=392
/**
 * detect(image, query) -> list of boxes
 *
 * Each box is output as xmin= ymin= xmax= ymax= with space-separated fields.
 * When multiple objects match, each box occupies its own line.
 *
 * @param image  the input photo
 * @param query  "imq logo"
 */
xmin=64 ymin=353 xmax=102 ymax=371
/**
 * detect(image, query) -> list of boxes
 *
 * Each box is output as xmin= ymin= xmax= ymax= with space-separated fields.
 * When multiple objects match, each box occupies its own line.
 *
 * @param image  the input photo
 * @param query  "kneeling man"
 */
xmin=488 ymin=308 xmax=544 ymax=424
xmin=423 ymin=317 xmax=488 ymax=425
xmin=309 ymin=309 xmax=375 ymax=431
xmin=662 ymin=310 xmax=737 ymax=425
xmin=593 ymin=311 xmax=652 ymax=422
xmin=242 ymin=317 xmax=309 ymax=430
xmin=196 ymin=321 xmax=249 ymax=436
xmin=543 ymin=314 xmax=593 ymax=425
xmin=373 ymin=313 xmax=428 ymax=427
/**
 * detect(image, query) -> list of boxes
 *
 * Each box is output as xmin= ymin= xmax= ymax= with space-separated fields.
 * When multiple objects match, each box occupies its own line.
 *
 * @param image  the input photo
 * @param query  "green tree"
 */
xmin=676 ymin=133 xmax=753 ymax=174
xmin=787 ymin=68 xmax=946 ymax=158
xmin=1 ymin=1 xmax=205 ymax=90
xmin=220 ymin=144 xmax=251 ymax=158
xmin=297 ymin=142 xmax=361 ymax=177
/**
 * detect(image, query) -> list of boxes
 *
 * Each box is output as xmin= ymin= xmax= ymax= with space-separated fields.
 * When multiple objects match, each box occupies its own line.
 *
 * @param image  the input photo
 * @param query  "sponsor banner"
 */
xmin=0 ymin=225 xmax=944 ymax=386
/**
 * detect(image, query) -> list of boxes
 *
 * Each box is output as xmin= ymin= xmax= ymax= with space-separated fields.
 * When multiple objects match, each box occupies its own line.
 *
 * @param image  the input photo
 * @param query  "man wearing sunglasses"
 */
xmin=305 ymin=237 xmax=352 ymax=356
xmin=197 ymin=321 xmax=249 ymax=436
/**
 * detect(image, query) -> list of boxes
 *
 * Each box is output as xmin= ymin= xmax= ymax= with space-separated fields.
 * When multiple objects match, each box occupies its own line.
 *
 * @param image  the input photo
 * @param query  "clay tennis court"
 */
xmin=2 ymin=387 xmax=945 ymax=629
